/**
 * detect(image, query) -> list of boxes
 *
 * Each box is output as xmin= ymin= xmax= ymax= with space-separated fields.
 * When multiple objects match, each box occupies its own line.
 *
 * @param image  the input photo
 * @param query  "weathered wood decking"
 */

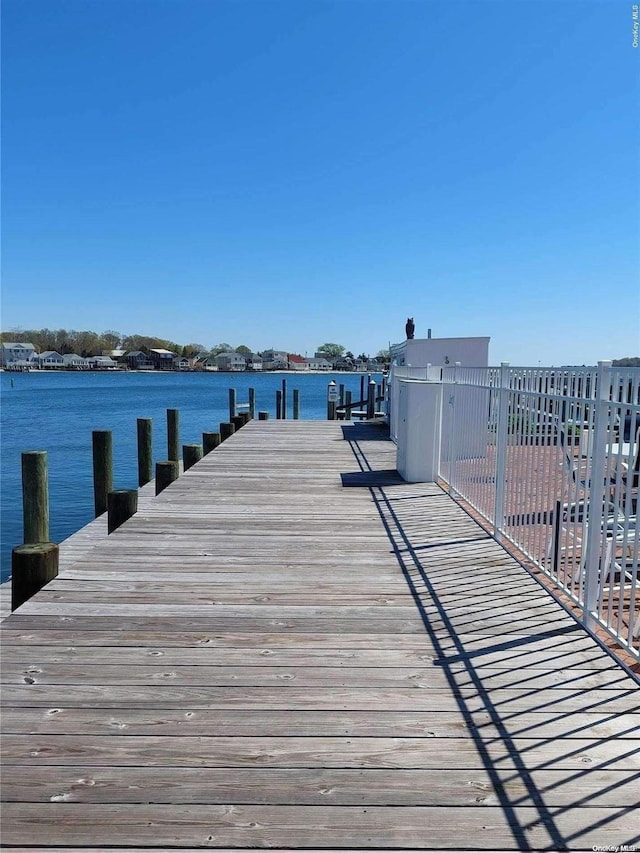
xmin=1 ymin=420 xmax=639 ymax=850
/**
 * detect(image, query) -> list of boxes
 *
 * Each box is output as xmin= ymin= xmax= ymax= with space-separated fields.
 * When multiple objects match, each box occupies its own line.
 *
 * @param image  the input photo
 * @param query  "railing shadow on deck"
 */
xmin=342 ymin=428 xmax=640 ymax=853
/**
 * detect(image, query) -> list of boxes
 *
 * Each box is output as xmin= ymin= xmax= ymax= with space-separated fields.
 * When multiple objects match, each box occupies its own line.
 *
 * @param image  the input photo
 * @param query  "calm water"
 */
xmin=0 ymin=370 xmax=379 ymax=581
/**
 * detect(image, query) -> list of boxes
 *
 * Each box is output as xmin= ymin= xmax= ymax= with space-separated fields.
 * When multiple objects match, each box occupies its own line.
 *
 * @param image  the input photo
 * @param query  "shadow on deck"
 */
xmin=342 ymin=424 xmax=640 ymax=852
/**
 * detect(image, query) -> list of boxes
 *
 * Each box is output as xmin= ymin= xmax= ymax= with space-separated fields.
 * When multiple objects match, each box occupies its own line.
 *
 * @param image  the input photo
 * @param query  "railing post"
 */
xmin=583 ymin=360 xmax=613 ymax=628
xmin=92 ymin=430 xmax=113 ymax=517
xmin=228 ymin=388 xmax=237 ymax=422
xmin=344 ymin=390 xmax=352 ymax=421
xmin=447 ymin=364 xmax=460 ymax=497
xmin=21 ymin=451 xmax=49 ymax=544
xmin=167 ymin=409 xmax=179 ymax=462
xmin=137 ymin=418 xmax=153 ymax=487
xmin=493 ymin=362 xmax=510 ymax=538
xmin=293 ymin=389 xmax=300 ymax=420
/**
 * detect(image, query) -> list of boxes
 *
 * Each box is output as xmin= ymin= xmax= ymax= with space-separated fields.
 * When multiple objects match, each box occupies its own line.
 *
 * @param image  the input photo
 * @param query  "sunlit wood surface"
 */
xmin=1 ymin=420 xmax=638 ymax=850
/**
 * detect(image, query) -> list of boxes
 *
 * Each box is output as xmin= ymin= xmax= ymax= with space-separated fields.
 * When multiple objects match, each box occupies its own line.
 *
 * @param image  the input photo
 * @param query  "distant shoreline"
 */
xmin=0 ymin=368 xmax=382 ymax=375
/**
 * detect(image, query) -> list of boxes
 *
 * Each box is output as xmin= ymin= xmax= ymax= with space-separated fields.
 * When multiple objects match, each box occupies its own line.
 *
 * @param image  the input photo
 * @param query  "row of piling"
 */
xmin=10 ymin=395 xmax=266 ymax=612
xmin=9 ymin=377 xmax=386 ymax=611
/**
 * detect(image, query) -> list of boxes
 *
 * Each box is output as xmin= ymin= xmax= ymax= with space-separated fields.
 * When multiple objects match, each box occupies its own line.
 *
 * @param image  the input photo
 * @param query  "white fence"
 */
xmin=389 ymin=362 xmax=640 ymax=659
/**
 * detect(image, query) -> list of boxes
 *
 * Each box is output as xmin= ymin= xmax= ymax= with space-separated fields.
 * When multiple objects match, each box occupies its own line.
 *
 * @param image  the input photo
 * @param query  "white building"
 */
xmin=390 ymin=335 xmax=490 ymax=368
xmin=37 ymin=351 xmax=65 ymax=369
xmin=62 ymin=353 xmax=87 ymax=369
xmin=0 ymin=342 xmax=37 ymax=369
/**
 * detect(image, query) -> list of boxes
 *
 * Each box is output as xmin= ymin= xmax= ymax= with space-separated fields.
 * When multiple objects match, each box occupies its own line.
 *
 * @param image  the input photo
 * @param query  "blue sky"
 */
xmin=2 ymin=0 xmax=638 ymax=364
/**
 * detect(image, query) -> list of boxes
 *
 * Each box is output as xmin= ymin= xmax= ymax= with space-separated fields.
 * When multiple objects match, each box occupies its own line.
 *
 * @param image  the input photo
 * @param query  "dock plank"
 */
xmin=1 ymin=420 xmax=639 ymax=851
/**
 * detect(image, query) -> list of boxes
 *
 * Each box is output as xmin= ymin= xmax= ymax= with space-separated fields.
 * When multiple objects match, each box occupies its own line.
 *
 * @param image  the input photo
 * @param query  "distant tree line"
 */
xmin=1 ymin=329 xmax=391 ymax=363
xmin=612 ymin=357 xmax=640 ymax=367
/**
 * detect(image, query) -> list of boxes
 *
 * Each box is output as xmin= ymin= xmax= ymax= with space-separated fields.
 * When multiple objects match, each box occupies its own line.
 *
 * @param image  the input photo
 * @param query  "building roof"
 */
xmin=2 ymin=342 xmax=36 ymax=350
xmin=288 ymin=354 xmax=306 ymax=364
xmin=39 ymin=351 xmax=63 ymax=359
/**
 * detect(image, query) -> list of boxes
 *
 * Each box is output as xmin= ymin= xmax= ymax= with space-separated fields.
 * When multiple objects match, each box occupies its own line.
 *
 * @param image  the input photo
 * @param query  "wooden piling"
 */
xmin=220 ymin=421 xmax=235 ymax=442
xmin=183 ymin=443 xmax=203 ymax=471
xmin=228 ymin=388 xmax=237 ymax=421
xmin=281 ymin=379 xmax=287 ymax=420
xmin=11 ymin=542 xmax=59 ymax=611
xmin=137 ymin=418 xmax=153 ymax=487
xmin=92 ymin=430 xmax=113 ymax=517
xmin=240 ymin=411 xmax=251 ymax=426
xmin=21 ymin=451 xmax=49 ymax=544
xmin=327 ymin=381 xmax=337 ymax=420
xmin=276 ymin=389 xmax=283 ymax=419
xmin=248 ymin=387 xmax=255 ymax=419
xmin=203 ymin=432 xmax=221 ymax=454
xmin=258 ymin=411 xmax=269 ymax=420
xmin=107 ymin=489 xmax=138 ymax=534
xmin=367 ymin=378 xmax=376 ymax=419
xmin=345 ymin=390 xmax=352 ymax=420
xmin=293 ymin=389 xmax=300 ymax=420
xmin=155 ymin=460 xmax=179 ymax=495
xmin=167 ymin=409 xmax=179 ymax=462
xmin=339 ymin=383 xmax=345 ymax=406
xmin=231 ymin=415 xmax=244 ymax=432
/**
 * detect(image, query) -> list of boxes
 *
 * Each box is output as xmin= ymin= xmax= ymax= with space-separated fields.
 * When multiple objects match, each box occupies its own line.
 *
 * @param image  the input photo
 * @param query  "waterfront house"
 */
xmin=62 ymin=353 xmax=87 ymax=369
xmin=36 ymin=351 xmax=65 ymax=369
xmin=306 ymin=356 xmax=332 ymax=371
xmin=149 ymin=348 xmax=178 ymax=371
xmin=0 ymin=342 xmax=37 ymax=369
xmin=287 ymin=354 xmax=308 ymax=371
xmin=246 ymin=354 xmax=263 ymax=371
xmin=85 ymin=355 xmax=117 ymax=370
xmin=125 ymin=351 xmax=154 ymax=370
xmin=215 ymin=352 xmax=246 ymax=372
xmin=261 ymin=349 xmax=289 ymax=370
xmin=175 ymin=356 xmax=191 ymax=370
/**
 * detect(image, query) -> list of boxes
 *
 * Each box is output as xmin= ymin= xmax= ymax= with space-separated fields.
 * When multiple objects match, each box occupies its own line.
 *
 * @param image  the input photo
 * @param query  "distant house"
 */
xmin=37 ymin=351 xmax=65 ymax=369
xmin=85 ymin=355 xmax=117 ymax=370
xmin=334 ymin=357 xmax=356 ymax=371
xmin=287 ymin=354 xmax=308 ymax=371
xmin=149 ymin=348 xmax=177 ymax=371
xmin=62 ymin=353 xmax=87 ymax=369
xmin=246 ymin=355 xmax=263 ymax=371
xmin=215 ymin=352 xmax=246 ymax=372
xmin=306 ymin=357 xmax=332 ymax=371
xmin=175 ymin=356 xmax=190 ymax=370
xmin=0 ymin=342 xmax=37 ymax=369
xmin=125 ymin=351 xmax=154 ymax=370
xmin=261 ymin=349 xmax=289 ymax=370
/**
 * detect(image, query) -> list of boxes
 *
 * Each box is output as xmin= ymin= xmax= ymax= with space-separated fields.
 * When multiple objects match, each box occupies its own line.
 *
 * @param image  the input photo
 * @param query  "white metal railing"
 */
xmin=389 ymin=361 xmax=640 ymax=658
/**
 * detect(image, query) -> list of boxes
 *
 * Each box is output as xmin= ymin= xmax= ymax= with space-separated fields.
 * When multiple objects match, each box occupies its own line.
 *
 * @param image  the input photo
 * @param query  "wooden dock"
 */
xmin=1 ymin=420 xmax=639 ymax=850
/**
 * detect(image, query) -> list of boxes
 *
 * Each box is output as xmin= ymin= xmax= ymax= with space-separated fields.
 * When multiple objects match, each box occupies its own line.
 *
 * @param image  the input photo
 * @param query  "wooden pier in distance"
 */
xmin=1 ymin=420 xmax=639 ymax=850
